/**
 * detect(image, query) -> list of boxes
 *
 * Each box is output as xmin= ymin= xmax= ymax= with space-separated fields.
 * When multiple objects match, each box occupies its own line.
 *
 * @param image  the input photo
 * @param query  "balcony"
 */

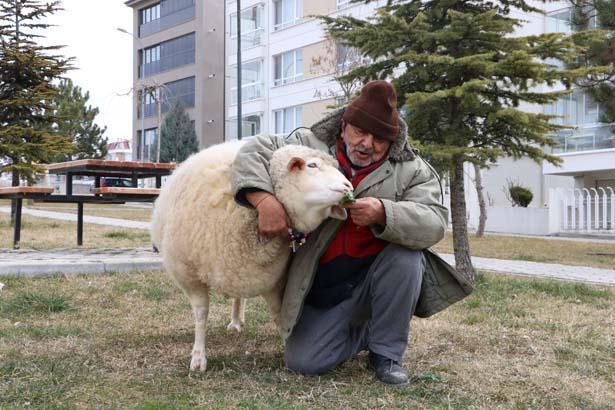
xmin=139 ymin=4 xmax=195 ymax=37
xmin=550 ymin=125 xmax=615 ymax=154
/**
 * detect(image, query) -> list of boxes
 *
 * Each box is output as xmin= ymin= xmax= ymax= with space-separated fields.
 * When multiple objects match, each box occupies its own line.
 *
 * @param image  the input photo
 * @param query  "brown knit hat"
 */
xmin=342 ymin=80 xmax=400 ymax=141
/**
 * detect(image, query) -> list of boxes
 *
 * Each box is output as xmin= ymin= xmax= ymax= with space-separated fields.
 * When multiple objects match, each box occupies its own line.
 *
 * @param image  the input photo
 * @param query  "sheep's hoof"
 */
xmin=190 ymin=350 xmax=207 ymax=372
xmin=226 ymin=321 xmax=242 ymax=333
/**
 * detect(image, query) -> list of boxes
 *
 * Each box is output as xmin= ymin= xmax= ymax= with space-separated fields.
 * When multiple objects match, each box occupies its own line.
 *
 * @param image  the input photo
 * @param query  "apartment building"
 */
xmin=124 ymin=0 xmax=225 ymax=160
xmin=225 ymin=0 xmax=387 ymax=140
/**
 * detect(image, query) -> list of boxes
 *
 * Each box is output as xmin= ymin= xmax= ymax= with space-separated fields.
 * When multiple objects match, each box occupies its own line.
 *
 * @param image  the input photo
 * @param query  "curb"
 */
xmin=0 ymin=258 xmax=163 ymax=277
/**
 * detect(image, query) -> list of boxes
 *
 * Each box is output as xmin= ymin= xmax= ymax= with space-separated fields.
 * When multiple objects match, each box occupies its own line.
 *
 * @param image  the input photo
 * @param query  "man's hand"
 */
xmin=246 ymin=191 xmax=290 ymax=242
xmin=344 ymin=197 xmax=386 ymax=227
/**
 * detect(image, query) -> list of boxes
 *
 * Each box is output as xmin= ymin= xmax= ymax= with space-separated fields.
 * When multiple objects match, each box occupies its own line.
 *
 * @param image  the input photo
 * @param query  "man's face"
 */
xmin=342 ymin=122 xmax=391 ymax=167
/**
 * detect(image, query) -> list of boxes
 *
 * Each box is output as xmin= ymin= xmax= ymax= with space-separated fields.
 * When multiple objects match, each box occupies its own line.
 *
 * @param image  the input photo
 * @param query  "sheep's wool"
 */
xmin=151 ymin=140 xmax=292 ymax=298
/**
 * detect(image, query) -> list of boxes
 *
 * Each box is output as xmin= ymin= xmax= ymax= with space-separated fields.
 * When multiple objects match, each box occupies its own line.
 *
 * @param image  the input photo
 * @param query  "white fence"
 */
xmin=549 ymin=187 xmax=615 ymax=234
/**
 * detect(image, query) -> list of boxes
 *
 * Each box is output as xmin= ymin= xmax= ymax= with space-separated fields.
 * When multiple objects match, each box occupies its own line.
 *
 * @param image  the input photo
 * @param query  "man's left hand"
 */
xmin=345 ymin=197 xmax=386 ymax=227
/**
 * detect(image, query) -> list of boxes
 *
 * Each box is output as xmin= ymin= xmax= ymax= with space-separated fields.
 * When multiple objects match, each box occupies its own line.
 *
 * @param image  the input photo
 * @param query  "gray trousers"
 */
xmin=285 ymin=244 xmax=424 ymax=375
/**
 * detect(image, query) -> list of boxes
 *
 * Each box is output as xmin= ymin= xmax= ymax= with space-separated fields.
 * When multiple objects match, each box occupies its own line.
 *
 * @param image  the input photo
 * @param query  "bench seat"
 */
xmin=0 ymin=186 xmax=55 ymax=196
xmin=91 ymin=187 xmax=161 ymax=195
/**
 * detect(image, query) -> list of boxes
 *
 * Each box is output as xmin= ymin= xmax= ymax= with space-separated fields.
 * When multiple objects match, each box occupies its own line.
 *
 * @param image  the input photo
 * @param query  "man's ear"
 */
xmin=287 ymin=157 xmax=306 ymax=172
xmin=329 ymin=205 xmax=348 ymax=220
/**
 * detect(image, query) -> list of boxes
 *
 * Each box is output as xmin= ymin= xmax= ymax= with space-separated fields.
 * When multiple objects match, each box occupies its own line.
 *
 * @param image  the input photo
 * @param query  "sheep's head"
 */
xmin=270 ymin=145 xmax=353 ymax=233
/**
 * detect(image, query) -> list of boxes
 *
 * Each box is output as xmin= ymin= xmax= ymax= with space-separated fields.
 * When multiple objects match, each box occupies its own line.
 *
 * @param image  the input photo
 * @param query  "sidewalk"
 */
xmin=1 ymin=247 xmax=614 ymax=286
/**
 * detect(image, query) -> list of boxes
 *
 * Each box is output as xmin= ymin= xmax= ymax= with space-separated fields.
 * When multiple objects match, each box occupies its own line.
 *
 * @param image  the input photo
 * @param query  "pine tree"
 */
xmin=0 ymin=0 xmax=74 ymax=186
xmin=47 ymin=79 xmax=108 ymax=161
xmin=158 ymin=101 xmax=198 ymax=163
xmin=569 ymin=0 xmax=615 ymax=126
xmin=319 ymin=0 xmax=600 ymax=282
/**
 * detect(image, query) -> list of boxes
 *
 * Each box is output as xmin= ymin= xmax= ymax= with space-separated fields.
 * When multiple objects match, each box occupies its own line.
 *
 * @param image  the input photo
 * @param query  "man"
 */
xmin=231 ymin=80 xmax=472 ymax=384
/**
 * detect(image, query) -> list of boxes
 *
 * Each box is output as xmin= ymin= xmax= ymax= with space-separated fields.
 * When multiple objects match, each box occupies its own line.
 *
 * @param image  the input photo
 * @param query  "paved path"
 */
xmin=0 ymin=247 xmax=160 ymax=276
xmin=438 ymin=254 xmax=615 ymax=286
xmin=0 ymin=247 xmax=613 ymax=286
xmin=0 ymin=206 xmax=149 ymax=229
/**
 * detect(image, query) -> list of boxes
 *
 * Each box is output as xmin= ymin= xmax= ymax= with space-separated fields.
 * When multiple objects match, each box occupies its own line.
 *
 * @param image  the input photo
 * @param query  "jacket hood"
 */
xmin=309 ymin=108 xmax=416 ymax=161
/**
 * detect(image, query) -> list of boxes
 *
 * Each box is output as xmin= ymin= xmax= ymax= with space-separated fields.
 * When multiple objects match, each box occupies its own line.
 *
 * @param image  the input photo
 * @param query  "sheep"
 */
xmin=150 ymin=140 xmax=353 ymax=371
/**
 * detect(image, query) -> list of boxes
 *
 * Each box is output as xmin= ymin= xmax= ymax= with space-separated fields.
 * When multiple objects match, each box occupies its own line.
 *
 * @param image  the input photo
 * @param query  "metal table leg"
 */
xmin=77 ymin=202 xmax=83 ymax=246
xmin=66 ymin=173 xmax=73 ymax=195
xmin=13 ymin=198 xmax=22 ymax=250
xmin=156 ymin=175 xmax=162 ymax=188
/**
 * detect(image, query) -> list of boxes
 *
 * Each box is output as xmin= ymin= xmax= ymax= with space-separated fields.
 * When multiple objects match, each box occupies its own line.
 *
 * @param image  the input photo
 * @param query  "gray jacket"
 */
xmin=231 ymin=109 xmax=473 ymax=339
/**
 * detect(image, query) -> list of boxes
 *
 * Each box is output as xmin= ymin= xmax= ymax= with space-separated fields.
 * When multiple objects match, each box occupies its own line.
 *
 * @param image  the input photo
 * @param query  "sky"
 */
xmin=44 ymin=0 xmax=134 ymax=142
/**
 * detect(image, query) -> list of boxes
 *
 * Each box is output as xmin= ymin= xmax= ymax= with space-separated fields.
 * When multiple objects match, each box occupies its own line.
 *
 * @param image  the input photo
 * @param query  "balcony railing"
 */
xmin=139 ymin=4 xmax=195 ymax=37
xmin=550 ymin=125 xmax=615 ymax=154
xmin=140 ymin=49 xmax=195 ymax=77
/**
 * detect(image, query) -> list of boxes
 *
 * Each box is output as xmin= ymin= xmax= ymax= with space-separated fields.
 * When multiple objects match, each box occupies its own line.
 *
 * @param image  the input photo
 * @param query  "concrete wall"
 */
xmin=469 ymin=206 xmax=551 ymax=236
xmin=302 ymin=98 xmax=336 ymax=127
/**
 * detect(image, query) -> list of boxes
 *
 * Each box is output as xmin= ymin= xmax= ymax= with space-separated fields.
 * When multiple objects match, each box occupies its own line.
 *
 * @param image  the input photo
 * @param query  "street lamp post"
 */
xmin=237 ymin=0 xmax=242 ymax=140
xmin=117 ymin=27 xmax=146 ymax=162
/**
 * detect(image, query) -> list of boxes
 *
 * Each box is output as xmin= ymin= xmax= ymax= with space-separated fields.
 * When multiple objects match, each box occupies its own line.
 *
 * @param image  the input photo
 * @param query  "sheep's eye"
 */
xmin=307 ymin=162 xmax=318 ymax=168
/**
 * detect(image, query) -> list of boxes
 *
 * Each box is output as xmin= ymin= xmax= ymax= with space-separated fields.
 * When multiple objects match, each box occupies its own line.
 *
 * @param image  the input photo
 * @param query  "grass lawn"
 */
xmin=0 ymin=270 xmax=613 ymax=409
xmin=0 ymin=199 xmax=153 ymax=222
xmin=0 ymin=213 xmax=152 ymax=249
xmin=433 ymin=232 xmax=615 ymax=270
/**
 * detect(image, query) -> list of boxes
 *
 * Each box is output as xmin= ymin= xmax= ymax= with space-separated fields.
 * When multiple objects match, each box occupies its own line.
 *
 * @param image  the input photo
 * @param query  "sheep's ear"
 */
xmin=287 ymin=157 xmax=306 ymax=172
xmin=329 ymin=205 xmax=347 ymax=220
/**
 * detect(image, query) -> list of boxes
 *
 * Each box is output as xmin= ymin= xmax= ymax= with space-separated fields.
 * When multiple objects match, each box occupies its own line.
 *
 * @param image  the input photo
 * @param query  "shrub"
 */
xmin=504 ymin=179 xmax=533 ymax=207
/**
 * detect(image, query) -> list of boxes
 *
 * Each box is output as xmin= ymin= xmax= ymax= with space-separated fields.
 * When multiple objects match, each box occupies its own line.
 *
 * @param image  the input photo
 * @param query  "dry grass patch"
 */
xmin=1 ymin=199 xmax=153 ymax=221
xmin=0 ymin=213 xmax=151 ymax=249
xmin=1 ymin=271 xmax=613 ymax=408
xmin=433 ymin=232 xmax=615 ymax=270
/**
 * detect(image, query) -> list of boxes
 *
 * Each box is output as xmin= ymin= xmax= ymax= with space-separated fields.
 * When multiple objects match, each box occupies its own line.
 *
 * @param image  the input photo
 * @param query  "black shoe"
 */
xmin=367 ymin=351 xmax=409 ymax=385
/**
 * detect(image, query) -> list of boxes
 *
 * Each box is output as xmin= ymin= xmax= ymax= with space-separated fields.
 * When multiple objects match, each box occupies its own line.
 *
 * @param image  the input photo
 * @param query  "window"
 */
xmin=336 ymin=43 xmax=370 ymax=71
xmin=136 ymin=128 xmax=158 ymax=161
xmin=273 ymin=0 xmax=302 ymax=30
xmin=545 ymin=8 xmax=572 ymax=34
xmin=231 ymin=60 xmax=263 ymax=104
xmin=273 ymin=49 xmax=303 ymax=86
xmin=545 ymin=89 xmax=601 ymax=127
xmin=229 ymin=114 xmax=262 ymax=139
xmin=337 ymin=0 xmax=351 ymax=9
xmin=274 ymin=106 xmax=303 ymax=136
xmin=140 ymin=3 xmax=161 ymax=25
xmin=140 ymin=0 xmax=195 ymax=37
xmin=163 ymin=76 xmax=195 ymax=112
xmin=230 ymin=5 xmax=264 ymax=52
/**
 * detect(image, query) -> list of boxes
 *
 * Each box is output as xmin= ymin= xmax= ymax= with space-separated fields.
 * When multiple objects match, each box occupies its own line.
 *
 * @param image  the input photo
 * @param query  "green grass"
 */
xmin=0 ymin=291 xmax=73 ymax=315
xmin=0 ymin=270 xmax=614 ymax=408
xmin=103 ymin=230 xmax=151 ymax=241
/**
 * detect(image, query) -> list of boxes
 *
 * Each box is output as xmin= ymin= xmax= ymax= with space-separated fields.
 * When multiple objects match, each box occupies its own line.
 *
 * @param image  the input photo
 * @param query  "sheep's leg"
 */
xmin=226 ymin=298 xmax=246 ymax=333
xmin=185 ymin=286 xmax=210 ymax=372
xmin=261 ymin=278 xmax=285 ymax=328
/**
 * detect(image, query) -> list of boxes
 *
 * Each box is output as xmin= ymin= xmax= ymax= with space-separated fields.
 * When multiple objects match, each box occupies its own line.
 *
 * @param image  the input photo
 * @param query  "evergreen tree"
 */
xmin=47 ymin=79 xmax=108 ymax=161
xmin=0 ymin=0 xmax=74 ymax=186
xmin=158 ymin=100 xmax=198 ymax=163
xmin=569 ymin=0 xmax=615 ymax=127
xmin=319 ymin=0 xmax=599 ymax=281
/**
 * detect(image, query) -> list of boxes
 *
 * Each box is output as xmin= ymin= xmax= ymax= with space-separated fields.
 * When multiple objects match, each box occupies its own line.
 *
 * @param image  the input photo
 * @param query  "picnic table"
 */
xmin=0 ymin=160 xmax=175 ymax=249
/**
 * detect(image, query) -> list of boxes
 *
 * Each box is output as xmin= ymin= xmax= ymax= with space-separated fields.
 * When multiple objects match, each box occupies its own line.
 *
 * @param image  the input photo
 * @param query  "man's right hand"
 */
xmin=246 ymin=191 xmax=290 ymax=242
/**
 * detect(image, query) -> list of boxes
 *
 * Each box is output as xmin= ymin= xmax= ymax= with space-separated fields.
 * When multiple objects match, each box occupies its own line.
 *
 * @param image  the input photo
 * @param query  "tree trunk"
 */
xmin=10 ymin=169 xmax=19 ymax=226
xmin=473 ymin=163 xmax=487 ymax=238
xmin=450 ymin=159 xmax=475 ymax=283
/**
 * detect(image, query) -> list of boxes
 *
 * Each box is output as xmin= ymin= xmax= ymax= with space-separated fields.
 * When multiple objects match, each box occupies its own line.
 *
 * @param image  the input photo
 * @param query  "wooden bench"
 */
xmin=91 ymin=187 xmax=161 ymax=196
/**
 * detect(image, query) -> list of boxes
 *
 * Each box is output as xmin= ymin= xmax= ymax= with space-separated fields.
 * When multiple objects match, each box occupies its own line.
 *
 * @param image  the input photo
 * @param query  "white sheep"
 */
xmin=151 ymin=140 xmax=352 ymax=371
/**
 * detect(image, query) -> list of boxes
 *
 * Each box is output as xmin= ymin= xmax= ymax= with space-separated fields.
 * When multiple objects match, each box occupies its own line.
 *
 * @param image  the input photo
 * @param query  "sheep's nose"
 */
xmin=343 ymin=181 xmax=353 ymax=191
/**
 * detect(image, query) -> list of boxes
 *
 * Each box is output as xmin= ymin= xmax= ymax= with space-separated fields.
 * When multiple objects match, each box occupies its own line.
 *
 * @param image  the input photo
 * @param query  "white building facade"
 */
xmin=224 ymin=0 xmax=388 ymax=140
